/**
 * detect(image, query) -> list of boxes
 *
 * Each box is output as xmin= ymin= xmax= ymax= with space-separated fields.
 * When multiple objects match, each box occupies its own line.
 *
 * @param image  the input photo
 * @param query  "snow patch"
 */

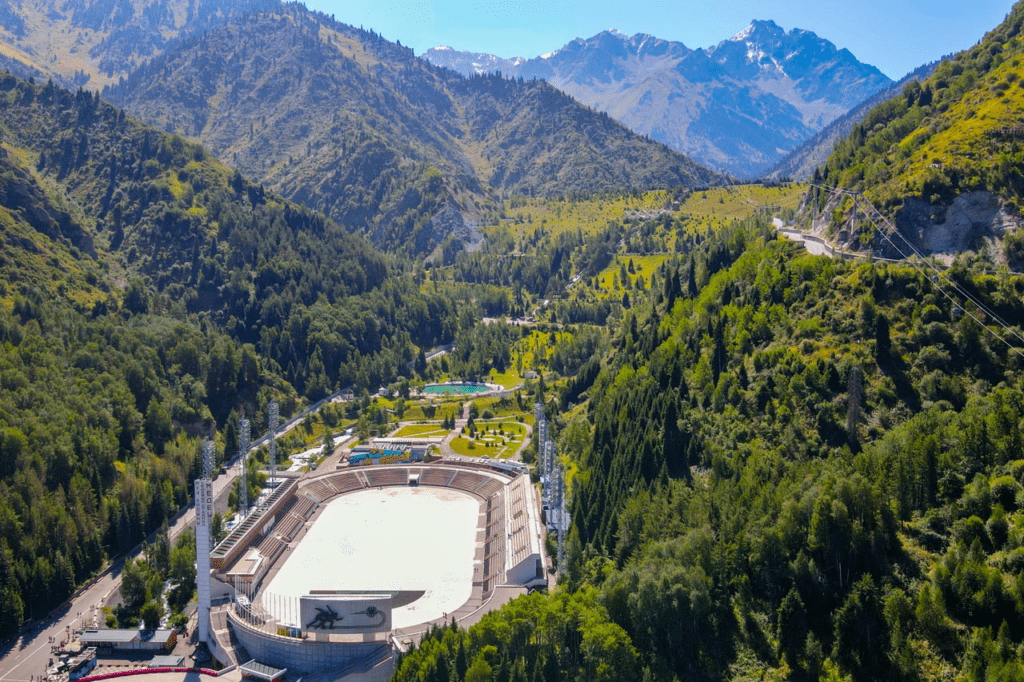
xmin=733 ymin=23 xmax=756 ymax=42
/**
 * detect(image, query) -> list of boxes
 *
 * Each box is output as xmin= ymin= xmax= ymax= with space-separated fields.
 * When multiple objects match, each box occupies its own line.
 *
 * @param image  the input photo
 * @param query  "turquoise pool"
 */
xmin=422 ymin=383 xmax=490 ymax=395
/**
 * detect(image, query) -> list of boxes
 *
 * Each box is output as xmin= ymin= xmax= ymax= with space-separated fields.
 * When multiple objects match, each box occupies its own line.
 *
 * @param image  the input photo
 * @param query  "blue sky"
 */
xmin=301 ymin=0 xmax=1016 ymax=79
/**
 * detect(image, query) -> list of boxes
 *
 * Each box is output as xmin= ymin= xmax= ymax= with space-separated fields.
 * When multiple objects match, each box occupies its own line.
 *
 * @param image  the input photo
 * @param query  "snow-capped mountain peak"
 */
xmin=421 ymin=22 xmax=891 ymax=178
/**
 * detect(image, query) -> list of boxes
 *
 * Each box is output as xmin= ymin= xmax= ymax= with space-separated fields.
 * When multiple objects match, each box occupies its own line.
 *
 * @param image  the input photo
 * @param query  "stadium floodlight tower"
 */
xmin=268 ymin=400 xmax=279 ymax=489
xmin=194 ymin=439 xmax=215 ymax=647
xmin=237 ymin=417 xmax=251 ymax=518
xmin=554 ymin=462 xmax=568 ymax=579
xmin=542 ymin=436 xmax=556 ymax=508
xmin=534 ymin=403 xmax=546 ymax=469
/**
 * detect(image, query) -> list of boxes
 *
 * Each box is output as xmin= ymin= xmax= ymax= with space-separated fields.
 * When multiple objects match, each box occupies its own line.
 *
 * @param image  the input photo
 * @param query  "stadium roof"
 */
xmin=80 ymin=630 xmax=138 ymax=644
xmin=80 ymin=629 xmax=176 ymax=645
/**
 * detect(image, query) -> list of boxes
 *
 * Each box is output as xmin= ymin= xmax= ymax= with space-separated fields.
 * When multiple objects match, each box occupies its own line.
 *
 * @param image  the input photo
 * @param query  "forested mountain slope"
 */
xmin=815 ymin=1 xmax=1024 ymax=262
xmin=766 ymin=60 xmax=939 ymax=182
xmin=102 ymin=6 xmax=725 ymax=257
xmin=0 ymin=0 xmax=277 ymax=88
xmin=395 ymin=217 xmax=1024 ymax=680
xmin=0 ymin=74 xmax=387 ymax=332
xmin=0 ymin=72 xmax=473 ymax=631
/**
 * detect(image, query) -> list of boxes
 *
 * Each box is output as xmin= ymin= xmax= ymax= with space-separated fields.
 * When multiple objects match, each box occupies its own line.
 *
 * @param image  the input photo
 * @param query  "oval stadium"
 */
xmin=203 ymin=461 xmax=547 ymax=681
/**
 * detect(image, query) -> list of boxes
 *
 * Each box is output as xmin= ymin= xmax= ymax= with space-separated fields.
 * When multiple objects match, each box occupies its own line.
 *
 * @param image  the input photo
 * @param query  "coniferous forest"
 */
xmin=1 ymin=1 xmax=1024 ymax=680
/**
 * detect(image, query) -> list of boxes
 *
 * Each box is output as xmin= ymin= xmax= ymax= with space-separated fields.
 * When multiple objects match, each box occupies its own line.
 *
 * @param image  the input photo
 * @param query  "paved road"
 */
xmin=778 ymin=227 xmax=836 ymax=257
xmin=0 ymin=391 xmax=355 ymax=679
xmin=0 ymin=392 xmax=518 ymax=680
xmin=0 ymin=457 xmax=243 ymax=682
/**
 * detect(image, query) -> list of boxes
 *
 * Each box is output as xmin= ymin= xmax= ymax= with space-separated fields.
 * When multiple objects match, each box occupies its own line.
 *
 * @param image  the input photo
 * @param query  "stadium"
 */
xmin=204 ymin=460 xmax=547 ymax=679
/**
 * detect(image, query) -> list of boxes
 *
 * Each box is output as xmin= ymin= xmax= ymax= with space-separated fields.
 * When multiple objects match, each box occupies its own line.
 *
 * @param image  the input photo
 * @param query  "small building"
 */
xmin=240 ymin=660 xmax=288 ymax=682
xmin=68 ymin=648 xmax=97 ymax=681
xmin=349 ymin=444 xmax=421 ymax=466
xmin=150 ymin=655 xmax=185 ymax=668
xmin=80 ymin=629 xmax=177 ymax=652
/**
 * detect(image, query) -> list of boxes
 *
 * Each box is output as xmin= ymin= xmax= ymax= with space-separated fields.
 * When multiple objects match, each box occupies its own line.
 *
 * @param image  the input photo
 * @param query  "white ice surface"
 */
xmin=263 ymin=486 xmax=479 ymax=629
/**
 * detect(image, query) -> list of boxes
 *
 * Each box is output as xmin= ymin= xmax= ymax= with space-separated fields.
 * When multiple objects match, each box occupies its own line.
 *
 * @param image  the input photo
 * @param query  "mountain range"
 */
xmin=424 ymin=22 xmax=893 ymax=178
xmin=3 ymin=0 xmax=1024 ymax=679
xmin=99 ymin=6 xmax=724 ymax=257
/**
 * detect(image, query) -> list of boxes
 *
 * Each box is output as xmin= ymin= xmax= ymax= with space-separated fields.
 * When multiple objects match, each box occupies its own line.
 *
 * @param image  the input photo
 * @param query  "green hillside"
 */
xmin=0 ymin=0 xmax=279 ymax=88
xmin=2 ymin=2 xmax=1024 ymax=679
xmin=822 ymin=1 xmax=1024 ymax=252
xmin=0 ymin=72 xmax=478 ymax=632
xmin=398 ymin=213 xmax=1024 ymax=680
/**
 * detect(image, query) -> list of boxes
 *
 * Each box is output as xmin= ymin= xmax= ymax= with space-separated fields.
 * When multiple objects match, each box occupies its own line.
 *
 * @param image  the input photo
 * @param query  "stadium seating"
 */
xmin=256 ymin=533 xmax=286 ymax=565
xmin=418 ymin=469 xmax=451 ymax=487
xmin=290 ymin=494 xmax=317 ymax=520
xmin=302 ymin=479 xmax=337 ymax=502
xmin=505 ymin=475 xmax=534 ymax=570
xmin=274 ymin=514 xmax=303 ymax=541
xmin=326 ymin=472 xmax=363 ymax=494
xmin=364 ymin=468 xmax=406 ymax=487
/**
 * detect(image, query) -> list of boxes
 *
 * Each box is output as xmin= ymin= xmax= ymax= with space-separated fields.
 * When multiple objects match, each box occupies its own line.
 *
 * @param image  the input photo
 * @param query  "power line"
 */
xmin=807 ymin=183 xmax=1024 ymax=359
xmin=850 ymin=194 xmax=1024 ymax=349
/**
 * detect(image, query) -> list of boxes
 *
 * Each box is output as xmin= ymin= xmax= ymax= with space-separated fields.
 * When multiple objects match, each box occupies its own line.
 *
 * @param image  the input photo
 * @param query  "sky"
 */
xmin=300 ymin=0 xmax=1017 ymax=79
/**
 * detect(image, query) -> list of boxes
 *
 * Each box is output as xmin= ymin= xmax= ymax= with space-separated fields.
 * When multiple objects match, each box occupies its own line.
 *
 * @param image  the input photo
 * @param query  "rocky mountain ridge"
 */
xmin=424 ymin=21 xmax=892 ymax=177
xmin=811 ymin=1 xmax=1024 ymax=268
xmin=767 ymin=60 xmax=940 ymax=182
xmin=102 ymin=6 xmax=725 ymax=258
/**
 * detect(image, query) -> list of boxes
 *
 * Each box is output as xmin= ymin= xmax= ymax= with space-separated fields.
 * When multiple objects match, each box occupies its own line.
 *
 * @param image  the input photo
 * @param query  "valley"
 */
xmin=0 ymin=1 xmax=1023 ymax=681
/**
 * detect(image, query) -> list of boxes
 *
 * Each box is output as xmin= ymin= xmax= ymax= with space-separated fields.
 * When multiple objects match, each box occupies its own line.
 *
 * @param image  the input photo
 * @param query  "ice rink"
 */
xmin=262 ymin=486 xmax=480 ymax=629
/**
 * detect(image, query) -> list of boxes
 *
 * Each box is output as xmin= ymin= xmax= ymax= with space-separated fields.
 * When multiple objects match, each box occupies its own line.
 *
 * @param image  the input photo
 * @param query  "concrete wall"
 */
xmin=228 ymin=610 xmax=393 ymax=676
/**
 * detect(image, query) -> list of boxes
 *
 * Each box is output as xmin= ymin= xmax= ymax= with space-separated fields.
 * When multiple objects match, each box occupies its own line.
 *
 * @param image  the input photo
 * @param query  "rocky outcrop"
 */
xmin=0 ymin=150 xmax=96 ymax=257
xmin=809 ymin=189 xmax=1020 ymax=264
xmin=893 ymin=192 xmax=1019 ymax=261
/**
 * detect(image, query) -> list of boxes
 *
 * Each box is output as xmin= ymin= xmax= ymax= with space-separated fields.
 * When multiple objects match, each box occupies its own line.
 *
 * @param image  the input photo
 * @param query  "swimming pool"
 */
xmin=422 ymin=383 xmax=490 ymax=395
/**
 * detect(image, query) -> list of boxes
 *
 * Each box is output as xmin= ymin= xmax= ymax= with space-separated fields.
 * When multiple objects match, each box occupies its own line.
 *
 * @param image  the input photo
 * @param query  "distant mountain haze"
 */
xmin=424 ymin=21 xmax=893 ymax=178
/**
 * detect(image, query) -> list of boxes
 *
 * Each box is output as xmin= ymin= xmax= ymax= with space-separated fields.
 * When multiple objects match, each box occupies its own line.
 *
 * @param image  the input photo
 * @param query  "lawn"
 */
xmin=391 ymin=424 xmax=450 ymax=438
xmin=491 ymin=191 xmax=673 ymax=241
xmin=451 ymin=420 xmax=529 ymax=459
xmin=680 ymin=184 xmax=805 ymax=221
xmin=514 ymin=329 xmax=573 ymax=374
xmin=594 ymin=254 xmax=671 ymax=292
xmin=472 ymin=396 xmax=532 ymax=423
xmin=487 ymin=368 xmax=522 ymax=389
